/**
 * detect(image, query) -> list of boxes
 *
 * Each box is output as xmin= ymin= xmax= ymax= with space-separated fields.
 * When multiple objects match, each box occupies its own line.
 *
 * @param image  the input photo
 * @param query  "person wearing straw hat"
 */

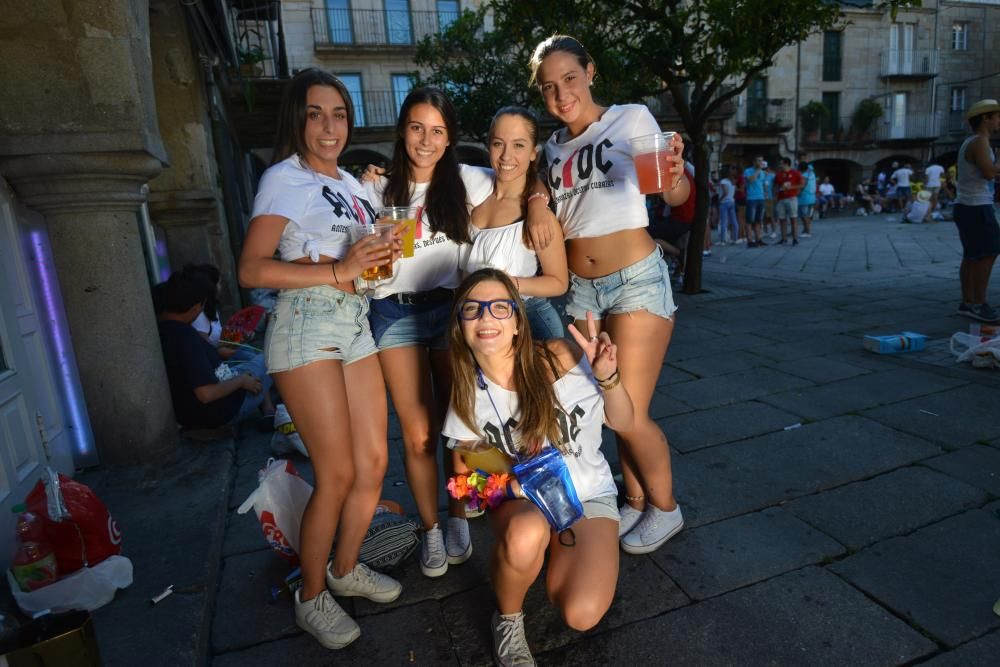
xmin=953 ymin=99 xmax=1000 ymax=323
xmin=904 ymin=189 xmax=932 ymax=224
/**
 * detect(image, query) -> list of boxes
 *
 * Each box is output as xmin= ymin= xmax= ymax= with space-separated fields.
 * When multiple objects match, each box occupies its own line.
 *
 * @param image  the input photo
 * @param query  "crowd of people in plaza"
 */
xmin=150 ymin=26 xmax=999 ymax=659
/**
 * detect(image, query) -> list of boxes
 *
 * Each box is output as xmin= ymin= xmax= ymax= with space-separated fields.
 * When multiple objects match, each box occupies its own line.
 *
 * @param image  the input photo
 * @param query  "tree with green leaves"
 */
xmin=417 ymin=0 xmax=920 ymax=292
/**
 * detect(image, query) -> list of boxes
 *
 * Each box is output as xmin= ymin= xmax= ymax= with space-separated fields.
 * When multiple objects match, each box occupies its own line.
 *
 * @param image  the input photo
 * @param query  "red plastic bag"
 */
xmin=25 ymin=472 xmax=122 ymax=576
xmin=222 ymin=305 xmax=266 ymax=345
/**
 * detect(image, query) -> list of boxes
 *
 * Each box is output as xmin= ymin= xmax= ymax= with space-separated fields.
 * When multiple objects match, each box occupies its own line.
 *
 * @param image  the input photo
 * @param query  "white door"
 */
xmin=902 ymin=24 xmax=914 ymax=74
xmin=891 ymin=93 xmax=907 ymax=139
xmin=0 ymin=187 xmax=53 ymax=568
xmin=888 ymin=24 xmax=899 ymax=74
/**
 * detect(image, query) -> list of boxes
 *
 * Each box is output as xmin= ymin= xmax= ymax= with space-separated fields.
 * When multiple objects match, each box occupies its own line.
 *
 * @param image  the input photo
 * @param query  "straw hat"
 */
xmin=964 ymin=99 xmax=1000 ymax=120
xmin=916 ymin=189 xmax=932 ymax=202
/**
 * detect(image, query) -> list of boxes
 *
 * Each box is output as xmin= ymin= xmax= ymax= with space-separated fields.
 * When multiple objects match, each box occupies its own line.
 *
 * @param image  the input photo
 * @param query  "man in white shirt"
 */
xmin=891 ymin=162 xmax=914 ymax=211
xmin=924 ymin=162 xmax=945 ymax=218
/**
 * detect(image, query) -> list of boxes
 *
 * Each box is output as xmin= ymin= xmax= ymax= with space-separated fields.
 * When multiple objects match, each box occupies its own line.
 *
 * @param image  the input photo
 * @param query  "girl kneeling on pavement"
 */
xmin=239 ymin=69 xmax=402 ymax=650
xmin=441 ymin=269 xmax=633 ymax=667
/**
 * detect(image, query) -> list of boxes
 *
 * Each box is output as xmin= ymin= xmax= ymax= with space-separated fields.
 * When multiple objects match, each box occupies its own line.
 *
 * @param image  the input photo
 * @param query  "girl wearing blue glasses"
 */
xmin=442 ymin=268 xmax=633 ymax=667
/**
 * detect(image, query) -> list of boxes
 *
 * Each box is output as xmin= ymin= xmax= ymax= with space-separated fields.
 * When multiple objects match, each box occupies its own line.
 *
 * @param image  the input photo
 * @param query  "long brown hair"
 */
xmin=487 ymin=106 xmax=540 ymax=247
xmin=272 ymin=69 xmax=355 ymax=164
xmin=448 ymin=269 xmax=565 ymax=457
xmin=384 ymin=87 xmax=470 ymax=243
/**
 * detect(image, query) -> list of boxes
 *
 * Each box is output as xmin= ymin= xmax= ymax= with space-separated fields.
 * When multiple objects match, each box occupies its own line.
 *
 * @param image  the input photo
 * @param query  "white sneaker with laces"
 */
xmin=421 ymin=523 xmax=448 ymax=577
xmin=620 ymin=504 xmax=684 ymax=555
xmin=326 ymin=562 xmax=401 ymax=603
xmin=618 ymin=504 xmax=643 ymax=537
xmin=446 ymin=516 xmax=472 ymax=564
xmin=801 ymin=232 xmax=812 ymax=238
xmin=294 ymin=589 xmax=360 ymax=649
xmin=492 ymin=611 xmax=535 ymax=667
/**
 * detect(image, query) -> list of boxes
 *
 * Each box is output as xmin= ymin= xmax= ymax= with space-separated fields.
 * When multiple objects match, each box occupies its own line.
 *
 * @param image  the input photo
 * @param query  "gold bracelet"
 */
xmin=331 ymin=262 xmax=340 ymax=283
xmin=596 ymin=370 xmax=620 ymax=391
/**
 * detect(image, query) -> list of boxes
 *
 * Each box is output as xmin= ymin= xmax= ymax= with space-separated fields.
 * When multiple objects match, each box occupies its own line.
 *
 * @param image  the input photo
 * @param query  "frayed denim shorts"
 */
xmin=565 ymin=248 xmax=677 ymax=323
xmin=369 ymin=296 xmax=452 ymax=351
xmin=582 ymin=494 xmax=621 ymax=521
xmin=264 ymin=286 xmax=377 ymax=373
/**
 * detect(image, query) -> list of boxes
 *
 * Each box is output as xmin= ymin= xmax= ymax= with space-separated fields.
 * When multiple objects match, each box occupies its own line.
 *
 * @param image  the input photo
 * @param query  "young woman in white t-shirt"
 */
xmin=441 ymin=269 xmax=632 ymax=666
xmin=464 ymin=106 xmax=568 ymax=340
xmin=238 ymin=69 xmax=402 ymax=651
xmin=361 ymin=88 xmax=494 ymax=579
xmin=526 ymin=35 xmax=689 ymax=555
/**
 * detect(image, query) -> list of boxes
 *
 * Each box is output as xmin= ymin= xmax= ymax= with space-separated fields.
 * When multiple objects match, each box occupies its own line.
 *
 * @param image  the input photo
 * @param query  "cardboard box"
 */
xmin=863 ymin=332 xmax=928 ymax=354
xmin=0 ymin=611 xmax=100 ymax=666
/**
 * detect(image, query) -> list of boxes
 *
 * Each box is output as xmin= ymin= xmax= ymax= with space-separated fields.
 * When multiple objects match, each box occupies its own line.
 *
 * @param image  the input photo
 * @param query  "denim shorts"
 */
xmin=264 ymin=286 xmax=377 ymax=372
xmin=524 ymin=297 xmax=565 ymax=340
xmin=582 ymin=494 xmax=621 ymax=521
xmin=954 ymin=204 xmax=1000 ymax=260
xmin=228 ymin=353 xmax=273 ymax=424
xmin=369 ymin=296 xmax=452 ymax=350
xmin=566 ymin=248 xmax=677 ymax=322
xmin=799 ymin=203 xmax=815 ymax=218
xmin=746 ymin=199 xmax=765 ymax=224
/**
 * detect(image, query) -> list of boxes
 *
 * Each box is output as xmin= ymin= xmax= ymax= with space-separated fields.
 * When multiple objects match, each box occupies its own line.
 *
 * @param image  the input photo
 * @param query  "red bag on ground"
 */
xmin=25 ymin=473 xmax=122 ymax=576
xmin=222 ymin=305 xmax=266 ymax=345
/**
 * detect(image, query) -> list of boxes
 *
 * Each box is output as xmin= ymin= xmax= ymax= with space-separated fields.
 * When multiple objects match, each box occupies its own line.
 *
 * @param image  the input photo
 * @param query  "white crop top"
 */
xmin=463 ymin=220 xmax=540 ymax=290
xmin=362 ymin=164 xmax=493 ymax=298
xmin=543 ymin=104 xmax=660 ymax=240
xmin=251 ymin=155 xmax=377 ymax=262
xmin=440 ymin=355 xmax=616 ymax=503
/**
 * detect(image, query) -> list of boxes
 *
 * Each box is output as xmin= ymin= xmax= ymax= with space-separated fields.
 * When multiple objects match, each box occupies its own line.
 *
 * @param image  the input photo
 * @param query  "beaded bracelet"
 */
xmin=527 ymin=191 xmax=550 ymax=205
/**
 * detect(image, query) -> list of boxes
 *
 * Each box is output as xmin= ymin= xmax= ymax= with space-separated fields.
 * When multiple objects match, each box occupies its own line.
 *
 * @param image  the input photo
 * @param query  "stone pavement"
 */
xmin=88 ymin=214 xmax=1000 ymax=665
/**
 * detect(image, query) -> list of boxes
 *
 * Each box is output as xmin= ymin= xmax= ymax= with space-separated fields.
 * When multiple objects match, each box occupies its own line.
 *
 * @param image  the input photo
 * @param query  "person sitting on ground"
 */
xmin=649 ymin=161 xmax=697 ymax=272
xmin=904 ymin=190 xmax=932 ymax=224
xmin=854 ymin=182 xmax=874 ymax=215
xmin=157 ymin=269 xmax=274 ymax=430
xmin=817 ymin=176 xmax=843 ymax=215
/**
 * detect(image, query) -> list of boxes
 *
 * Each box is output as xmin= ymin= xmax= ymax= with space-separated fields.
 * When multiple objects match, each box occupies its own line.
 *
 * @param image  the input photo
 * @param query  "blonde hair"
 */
xmin=448 ymin=269 xmax=565 ymax=457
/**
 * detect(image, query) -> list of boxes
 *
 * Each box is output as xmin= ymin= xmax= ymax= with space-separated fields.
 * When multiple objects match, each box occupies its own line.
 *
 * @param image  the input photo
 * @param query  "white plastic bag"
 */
xmin=237 ymin=459 xmax=312 ymax=563
xmin=950 ymin=332 xmax=1000 ymax=368
xmin=269 ymin=404 xmax=309 ymax=457
xmin=6 ymin=555 xmax=133 ymax=614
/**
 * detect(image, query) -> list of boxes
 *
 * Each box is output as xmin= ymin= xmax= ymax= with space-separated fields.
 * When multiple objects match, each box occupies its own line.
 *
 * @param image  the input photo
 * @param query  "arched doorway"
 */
xmin=809 ymin=158 xmax=863 ymax=194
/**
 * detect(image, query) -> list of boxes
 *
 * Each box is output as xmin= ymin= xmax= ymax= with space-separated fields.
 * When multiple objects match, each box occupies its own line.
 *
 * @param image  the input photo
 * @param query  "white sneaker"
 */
xmin=770 ymin=232 xmax=777 ymax=239
xmin=801 ymin=232 xmax=812 ymax=238
xmin=294 ymin=589 xmax=360 ymax=649
xmin=492 ymin=611 xmax=535 ymax=666
xmin=620 ymin=504 xmax=684 ymax=555
xmin=326 ymin=562 xmax=401 ymax=603
xmin=736 ymin=238 xmax=747 ymax=244
xmin=446 ymin=516 xmax=472 ymax=565
xmin=618 ymin=504 xmax=643 ymax=537
xmin=421 ymin=523 xmax=448 ymax=577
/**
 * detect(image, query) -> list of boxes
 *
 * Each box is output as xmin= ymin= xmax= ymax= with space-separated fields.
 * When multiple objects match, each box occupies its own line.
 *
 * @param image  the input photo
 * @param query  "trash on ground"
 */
xmin=150 ymin=585 xmax=173 ymax=606
xmin=950 ymin=331 xmax=1000 ymax=369
xmin=918 ymin=409 xmax=939 ymax=417
xmin=783 ymin=423 xmax=802 ymax=431
xmin=863 ymin=332 xmax=928 ymax=354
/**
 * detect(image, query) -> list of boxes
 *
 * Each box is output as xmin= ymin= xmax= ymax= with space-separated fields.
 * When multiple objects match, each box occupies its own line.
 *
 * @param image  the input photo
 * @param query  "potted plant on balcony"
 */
xmin=850 ymin=99 xmax=882 ymax=144
xmin=799 ymin=101 xmax=829 ymax=143
xmin=238 ymin=45 xmax=266 ymax=77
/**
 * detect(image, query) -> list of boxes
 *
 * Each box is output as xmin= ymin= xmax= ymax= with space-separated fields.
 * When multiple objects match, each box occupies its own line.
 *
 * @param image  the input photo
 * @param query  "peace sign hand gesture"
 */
xmin=568 ymin=311 xmax=618 ymax=382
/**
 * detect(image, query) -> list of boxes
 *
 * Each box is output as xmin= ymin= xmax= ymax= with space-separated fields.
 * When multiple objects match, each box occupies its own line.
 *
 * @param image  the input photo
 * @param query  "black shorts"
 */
xmin=953 ymin=204 xmax=1000 ymax=260
xmin=648 ymin=219 xmax=692 ymax=245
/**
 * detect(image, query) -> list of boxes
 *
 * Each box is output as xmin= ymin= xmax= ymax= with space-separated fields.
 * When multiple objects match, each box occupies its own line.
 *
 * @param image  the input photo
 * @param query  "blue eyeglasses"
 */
xmin=458 ymin=299 xmax=517 ymax=320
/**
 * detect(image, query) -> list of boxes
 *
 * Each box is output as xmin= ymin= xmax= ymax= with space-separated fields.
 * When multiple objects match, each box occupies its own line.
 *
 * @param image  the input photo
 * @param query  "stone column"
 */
xmin=1 ymin=152 xmax=178 ymax=466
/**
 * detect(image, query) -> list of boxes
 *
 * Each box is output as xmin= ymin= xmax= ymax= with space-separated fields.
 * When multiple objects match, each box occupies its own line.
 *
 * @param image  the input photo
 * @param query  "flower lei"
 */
xmin=447 ymin=471 xmax=511 ymax=512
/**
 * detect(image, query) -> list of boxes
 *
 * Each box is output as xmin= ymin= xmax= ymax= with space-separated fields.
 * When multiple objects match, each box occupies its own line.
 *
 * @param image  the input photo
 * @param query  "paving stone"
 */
xmin=235 ymin=429 xmax=274 ymax=466
xmin=830 ymin=508 xmax=1000 ymax=647
xmin=922 ymin=445 xmax=1000 ymax=495
xmin=660 ymin=400 xmax=801 ymax=453
xmin=671 ymin=366 xmax=813 ymax=410
xmin=647 ymin=387 xmax=695 ymax=419
xmin=784 ymin=467 xmax=988 ymax=549
xmin=222 ymin=507 xmax=271 ymax=557
xmin=213 ymin=600 xmax=458 ymax=666
xmin=760 ymin=367 xmax=966 ymax=420
xmin=658 ymin=364 xmax=699 ymax=385
xmin=919 ymin=631 xmax=1000 ymax=667
xmin=748 ymin=333 xmax=860 ymax=361
xmin=674 ymin=416 xmax=941 ymax=527
xmin=650 ymin=508 xmax=844 ymax=600
xmin=766 ymin=356 xmax=872 ymax=384
xmin=442 ymin=555 xmax=688 ymax=666
xmin=669 ymin=349 xmax=769 ymax=378
xmin=862 ymin=385 xmax=1000 ymax=448
xmin=665 ymin=332 xmax=775 ymax=361
xmin=536 ymin=567 xmax=935 ymax=666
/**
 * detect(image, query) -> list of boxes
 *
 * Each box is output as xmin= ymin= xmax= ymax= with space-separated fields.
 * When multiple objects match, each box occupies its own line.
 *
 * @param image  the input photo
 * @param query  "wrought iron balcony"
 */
xmin=230 ymin=0 xmax=287 ymax=79
xmin=941 ymin=111 xmax=967 ymax=137
xmin=737 ymin=98 xmax=794 ymax=133
xmin=873 ymin=113 xmax=938 ymax=142
xmin=350 ymin=89 xmax=408 ymax=129
xmin=311 ymin=7 xmax=458 ymax=49
xmin=879 ymin=49 xmax=939 ymax=79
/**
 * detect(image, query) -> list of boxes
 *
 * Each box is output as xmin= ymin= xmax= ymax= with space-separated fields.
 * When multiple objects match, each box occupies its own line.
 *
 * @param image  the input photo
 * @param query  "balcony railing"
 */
xmin=351 ymin=90 xmax=406 ymax=129
xmin=229 ymin=1 xmax=286 ymax=79
xmin=737 ymin=98 xmax=794 ymax=132
xmin=873 ymin=113 xmax=938 ymax=142
xmin=941 ymin=111 xmax=967 ymax=136
xmin=879 ymin=49 xmax=939 ymax=78
xmin=312 ymin=7 xmax=458 ymax=48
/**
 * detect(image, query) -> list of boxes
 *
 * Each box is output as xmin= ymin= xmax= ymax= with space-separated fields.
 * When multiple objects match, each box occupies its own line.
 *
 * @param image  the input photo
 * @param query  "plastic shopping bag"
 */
xmin=237 ymin=459 xmax=312 ymax=564
xmin=25 ymin=469 xmax=122 ymax=575
xmin=950 ymin=332 xmax=1000 ymax=369
xmin=7 ymin=555 xmax=133 ymax=614
xmin=513 ymin=445 xmax=584 ymax=533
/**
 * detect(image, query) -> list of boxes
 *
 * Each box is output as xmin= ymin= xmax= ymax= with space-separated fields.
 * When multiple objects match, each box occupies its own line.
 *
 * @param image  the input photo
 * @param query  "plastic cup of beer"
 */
xmin=380 ymin=206 xmax=419 ymax=258
xmin=628 ymin=131 xmax=677 ymax=194
xmin=348 ymin=223 xmax=395 ymax=281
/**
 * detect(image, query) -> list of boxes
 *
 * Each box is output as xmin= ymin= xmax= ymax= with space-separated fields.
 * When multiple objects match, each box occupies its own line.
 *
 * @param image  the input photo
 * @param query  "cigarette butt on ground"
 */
xmin=151 ymin=585 xmax=174 ymax=605
xmin=783 ymin=423 xmax=802 ymax=431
